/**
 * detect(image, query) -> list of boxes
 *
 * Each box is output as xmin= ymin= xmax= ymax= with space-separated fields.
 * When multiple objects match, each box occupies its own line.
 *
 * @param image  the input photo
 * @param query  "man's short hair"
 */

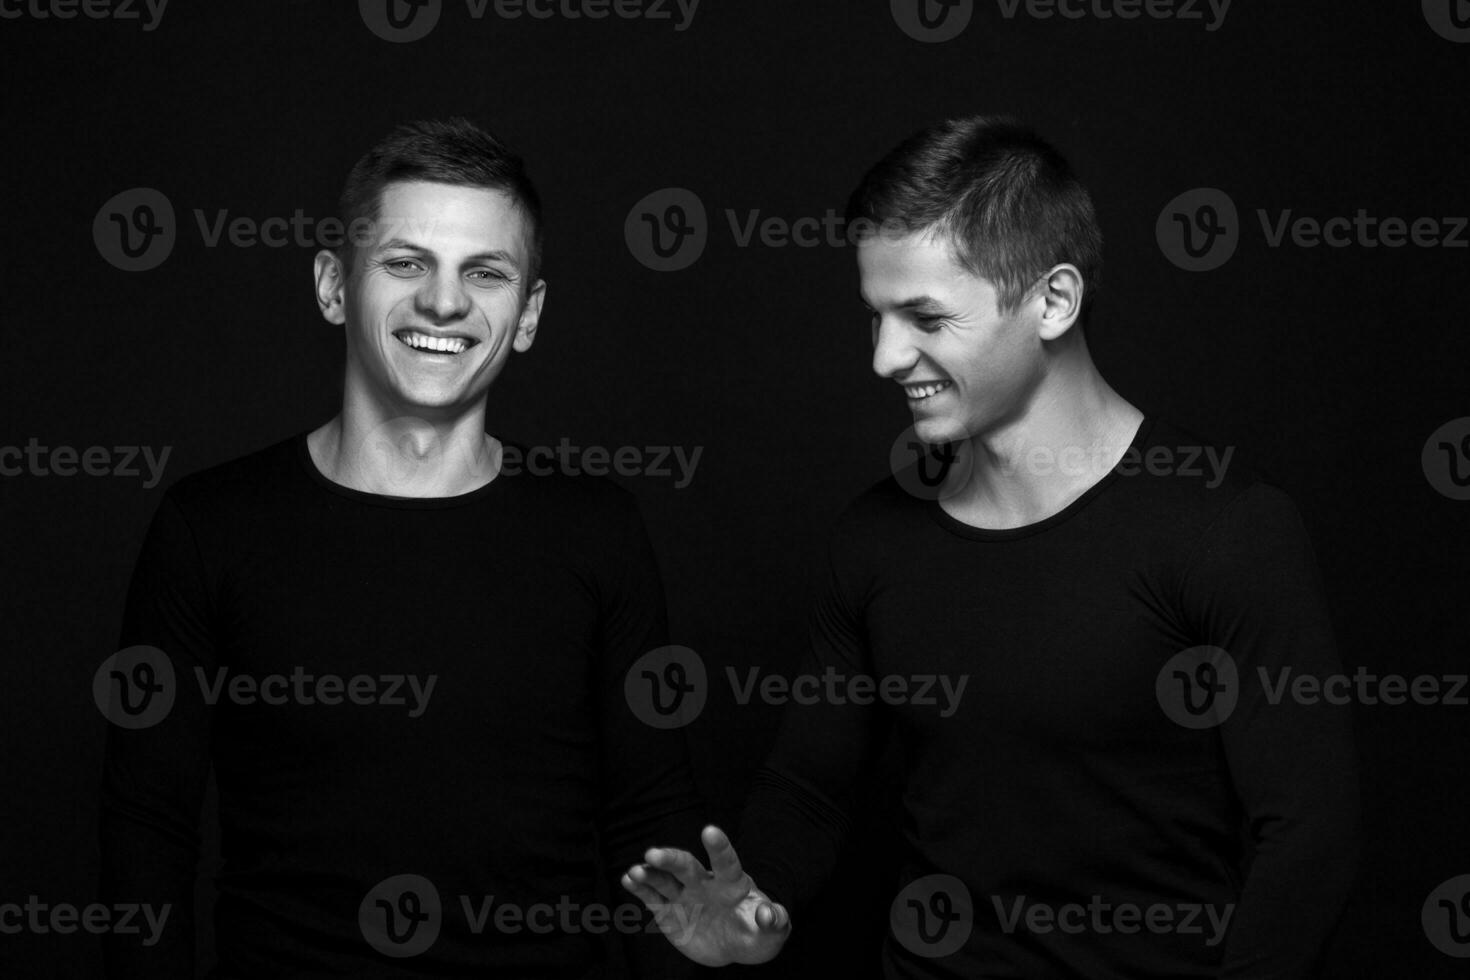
xmin=846 ymin=115 xmax=1102 ymax=319
xmin=336 ymin=117 xmax=544 ymax=283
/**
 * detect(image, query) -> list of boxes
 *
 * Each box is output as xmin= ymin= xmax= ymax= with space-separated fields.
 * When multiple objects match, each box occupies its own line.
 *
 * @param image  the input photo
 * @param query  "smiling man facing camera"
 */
xmin=100 ymin=118 xmax=702 ymax=978
xmin=624 ymin=116 xmax=1360 ymax=978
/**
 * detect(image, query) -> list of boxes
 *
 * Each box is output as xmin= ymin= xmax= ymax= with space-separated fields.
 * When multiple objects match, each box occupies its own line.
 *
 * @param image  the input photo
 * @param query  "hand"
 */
xmin=621 ymin=824 xmax=791 ymax=966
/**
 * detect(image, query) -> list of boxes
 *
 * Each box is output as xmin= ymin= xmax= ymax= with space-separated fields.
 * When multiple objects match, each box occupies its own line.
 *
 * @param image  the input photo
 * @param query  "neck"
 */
xmin=946 ymin=335 xmax=1143 ymax=529
xmin=309 ymin=391 xmax=500 ymax=498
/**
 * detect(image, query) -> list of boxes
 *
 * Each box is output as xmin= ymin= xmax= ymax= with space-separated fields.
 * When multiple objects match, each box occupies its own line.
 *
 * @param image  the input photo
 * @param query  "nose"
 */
xmin=871 ymin=316 xmax=919 ymax=380
xmin=414 ymin=270 xmax=472 ymax=323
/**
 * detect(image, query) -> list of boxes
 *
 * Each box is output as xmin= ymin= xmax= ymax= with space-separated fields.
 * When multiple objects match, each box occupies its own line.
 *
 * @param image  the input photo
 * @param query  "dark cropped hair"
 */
xmin=336 ymin=117 xmax=543 ymax=282
xmin=846 ymin=116 xmax=1102 ymax=318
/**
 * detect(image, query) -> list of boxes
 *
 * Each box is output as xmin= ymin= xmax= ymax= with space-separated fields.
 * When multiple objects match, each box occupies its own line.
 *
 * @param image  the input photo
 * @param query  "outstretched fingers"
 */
xmin=621 ymin=871 xmax=666 ymax=911
xmin=644 ymin=846 xmax=709 ymax=888
xmin=625 ymin=863 xmax=683 ymax=901
xmin=700 ymin=824 xmax=746 ymax=883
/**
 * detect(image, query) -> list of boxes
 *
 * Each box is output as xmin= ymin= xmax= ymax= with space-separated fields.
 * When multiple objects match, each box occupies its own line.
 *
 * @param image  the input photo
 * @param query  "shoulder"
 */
xmin=160 ymin=433 xmax=303 ymax=519
xmin=1114 ymin=417 xmax=1301 ymax=538
xmin=1119 ymin=420 xmax=1321 ymax=595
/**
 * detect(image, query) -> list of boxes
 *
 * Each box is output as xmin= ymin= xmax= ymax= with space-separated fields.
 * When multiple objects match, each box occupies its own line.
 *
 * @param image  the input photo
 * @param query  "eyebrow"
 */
xmin=375 ymin=239 xmax=521 ymax=268
xmin=860 ymin=293 xmax=947 ymax=310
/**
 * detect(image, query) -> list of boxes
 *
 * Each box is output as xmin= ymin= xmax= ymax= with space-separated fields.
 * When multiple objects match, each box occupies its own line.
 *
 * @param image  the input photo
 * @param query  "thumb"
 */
xmin=755 ymin=900 xmax=790 ymax=932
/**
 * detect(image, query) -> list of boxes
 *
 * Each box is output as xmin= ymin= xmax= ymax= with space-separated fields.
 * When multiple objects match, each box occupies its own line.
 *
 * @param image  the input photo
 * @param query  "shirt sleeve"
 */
xmin=593 ymin=492 xmax=705 ymax=979
xmin=1178 ymin=481 xmax=1361 ymax=979
xmin=99 ymin=489 xmax=217 ymax=979
xmin=738 ymin=518 xmax=891 ymax=913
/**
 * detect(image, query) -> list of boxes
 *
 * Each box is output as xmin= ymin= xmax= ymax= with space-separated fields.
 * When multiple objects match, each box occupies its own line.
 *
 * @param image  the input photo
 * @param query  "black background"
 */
xmin=2 ymin=0 xmax=1468 ymax=976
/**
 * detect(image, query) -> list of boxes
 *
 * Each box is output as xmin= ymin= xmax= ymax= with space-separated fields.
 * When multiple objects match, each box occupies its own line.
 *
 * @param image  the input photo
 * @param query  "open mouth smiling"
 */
xmin=392 ymin=329 xmax=481 ymax=357
xmin=903 ymin=380 xmax=953 ymax=401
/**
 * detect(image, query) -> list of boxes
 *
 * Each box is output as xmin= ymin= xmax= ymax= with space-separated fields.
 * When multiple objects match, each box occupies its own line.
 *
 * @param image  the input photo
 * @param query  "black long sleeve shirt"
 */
xmin=99 ymin=431 xmax=703 ymax=979
xmin=741 ymin=417 xmax=1360 ymax=978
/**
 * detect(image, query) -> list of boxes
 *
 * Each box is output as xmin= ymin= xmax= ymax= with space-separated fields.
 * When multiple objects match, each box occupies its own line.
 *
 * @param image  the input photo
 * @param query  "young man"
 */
xmin=624 ymin=117 xmax=1361 ymax=977
xmin=100 ymin=118 xmax=702 ymax=978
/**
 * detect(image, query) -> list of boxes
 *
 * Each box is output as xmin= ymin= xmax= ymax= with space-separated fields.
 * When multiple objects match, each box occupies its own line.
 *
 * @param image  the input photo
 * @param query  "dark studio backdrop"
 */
xmin=2 ymin=1 xmax=1468 ymax=977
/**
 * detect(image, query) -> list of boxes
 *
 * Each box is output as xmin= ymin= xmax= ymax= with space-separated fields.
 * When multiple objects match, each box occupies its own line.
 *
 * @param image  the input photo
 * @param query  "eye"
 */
xmin=384 ymin=258 xmax=424 ymax=276
xmin=914 ymin=315 xmax=946 ymax=333
xmin=467 ymin=268 xmax=509 ymax=283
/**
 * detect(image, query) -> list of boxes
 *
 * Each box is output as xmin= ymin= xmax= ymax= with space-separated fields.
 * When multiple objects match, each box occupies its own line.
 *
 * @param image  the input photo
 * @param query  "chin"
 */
xmin=913 ymin=413 xmax=969 ymax=447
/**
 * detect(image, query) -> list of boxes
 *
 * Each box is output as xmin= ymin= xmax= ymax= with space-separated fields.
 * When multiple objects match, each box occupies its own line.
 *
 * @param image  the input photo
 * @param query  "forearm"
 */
xmin=737 ymin=766 xmax=853 ymax=913
xmin=98 ymin=793 xmax=198 ymax=977
xmin=1219 ymin=816 xmax=1360 ymax=978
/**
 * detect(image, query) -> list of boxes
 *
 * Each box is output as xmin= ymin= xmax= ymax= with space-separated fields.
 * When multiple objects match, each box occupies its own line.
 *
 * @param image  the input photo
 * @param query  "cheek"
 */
xmin=475 ymin=292 xmax=524 ymax=325
xmin=947 ymin=331 xmax=1035 ymax=401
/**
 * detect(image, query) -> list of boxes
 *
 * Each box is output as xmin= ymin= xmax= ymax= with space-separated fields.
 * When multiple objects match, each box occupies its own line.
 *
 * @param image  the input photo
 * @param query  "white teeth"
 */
xmin=904 ymin=381 xmax=951 ymax=400
xmin=398 ymin=331 xmax=470 ymax=354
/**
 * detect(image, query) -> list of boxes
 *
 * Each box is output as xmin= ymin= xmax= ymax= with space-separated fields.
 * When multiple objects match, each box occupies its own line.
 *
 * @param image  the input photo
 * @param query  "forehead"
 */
xmin=370 ymin=180 xmax=531 ymax=259
xmin=856 ymin=227 xmax=995 ymax=305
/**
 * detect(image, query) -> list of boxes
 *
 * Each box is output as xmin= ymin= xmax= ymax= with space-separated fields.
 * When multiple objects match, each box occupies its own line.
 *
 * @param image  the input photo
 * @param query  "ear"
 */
xmin=512 ymin=276 xmax=547 ymax=353
xmin=314 ymin=249 xmax=348 ymax=325
xmin=1036 ymin=264 xmax=1084 ymax=342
